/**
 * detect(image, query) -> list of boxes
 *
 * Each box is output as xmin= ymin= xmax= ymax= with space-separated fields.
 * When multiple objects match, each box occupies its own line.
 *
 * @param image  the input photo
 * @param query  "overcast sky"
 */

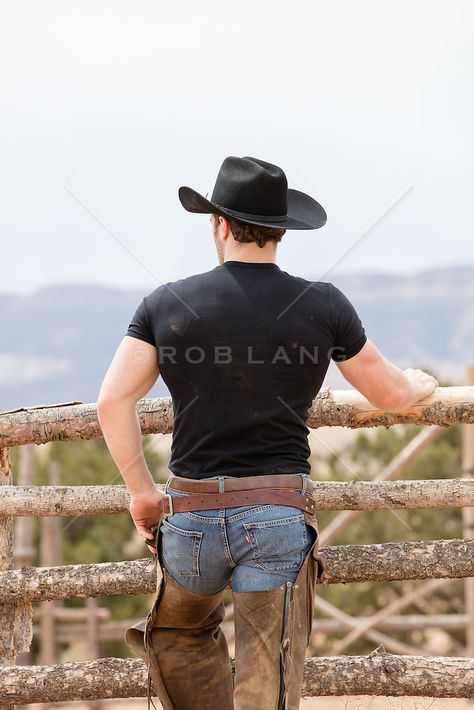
xmin=2 ymin=0 xmax=473 ymax=296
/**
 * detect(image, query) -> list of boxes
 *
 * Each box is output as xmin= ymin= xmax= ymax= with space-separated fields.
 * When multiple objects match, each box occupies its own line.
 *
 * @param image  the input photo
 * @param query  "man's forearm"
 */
xmin=337 ymin=338 xmax=439 ymax=411
xmin=382 ymin=360 xmax=417 ymax=409
xmin=97 ymin=399 xmax=157 ymax=496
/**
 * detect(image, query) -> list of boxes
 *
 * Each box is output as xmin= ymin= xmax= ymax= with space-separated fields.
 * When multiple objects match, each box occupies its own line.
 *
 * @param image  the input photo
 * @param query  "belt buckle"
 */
xmin=162 ymin=493 xmax=174 ymax=517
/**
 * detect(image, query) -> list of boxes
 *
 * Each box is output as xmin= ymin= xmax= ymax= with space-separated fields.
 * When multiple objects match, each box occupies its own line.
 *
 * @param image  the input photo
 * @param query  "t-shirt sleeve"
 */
xmin=329 ymin=284 xmax=367 ymax=362
xmin=125 ymin=295 xmax=156 ymax=346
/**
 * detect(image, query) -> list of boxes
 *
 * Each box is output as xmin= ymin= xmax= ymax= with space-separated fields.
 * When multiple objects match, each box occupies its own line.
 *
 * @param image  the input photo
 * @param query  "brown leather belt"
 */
xmin=156 ymin=474 xmax=316 ymax=517
xmin=168 ymin=473 xmax=314 ymax=495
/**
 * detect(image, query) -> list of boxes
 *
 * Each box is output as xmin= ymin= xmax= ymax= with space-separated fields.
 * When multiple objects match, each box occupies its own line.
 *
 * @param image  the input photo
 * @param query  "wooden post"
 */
xmin=463 ymin=365 xmax=474 ymax=657
xmin=40 ymin=462 xmax=61 ymax=668
xmin=0 ymin=446 xmax=15 ymax=710
xmin=14 ymin=444 xmax=36 ymax=568
xmin=14 ymin=444 xmax=36 ymax=669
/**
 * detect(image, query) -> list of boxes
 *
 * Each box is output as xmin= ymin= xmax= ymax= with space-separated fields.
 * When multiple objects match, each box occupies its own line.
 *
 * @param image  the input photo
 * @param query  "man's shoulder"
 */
xmin=143 ymin=268 xmax=335 ymax=305
xmin=279 ymin=270 xmax=333 ymax=298
xmin=144 ymin=267 xmax=221 ymax=303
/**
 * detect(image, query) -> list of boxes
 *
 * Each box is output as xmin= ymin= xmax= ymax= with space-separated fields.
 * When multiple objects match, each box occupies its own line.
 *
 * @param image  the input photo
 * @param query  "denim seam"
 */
xmin=220 ymin=519 xmax=236 ymax=567
xmin=179 ymin=512 xmax=222 ymax=523
xmin=225 ymin=505 xmax=282 ymax=522
xmin=242 ymin=514 xmax=304 ymax=529
xmin=162 ymin=520 xmax=203 ymax=537
xmin=249 ymin=549 xmax=306 ymax=572
xmin=250 ymin=555 xmax=305 ymax=573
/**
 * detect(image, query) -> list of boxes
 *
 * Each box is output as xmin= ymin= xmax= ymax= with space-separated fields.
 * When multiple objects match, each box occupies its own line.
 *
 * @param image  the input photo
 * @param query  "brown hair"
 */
xmin=212 ymin=214 xmax=285 ymax=249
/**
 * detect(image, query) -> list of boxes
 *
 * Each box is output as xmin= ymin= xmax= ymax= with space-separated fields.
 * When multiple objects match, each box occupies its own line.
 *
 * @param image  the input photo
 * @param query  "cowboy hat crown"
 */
xmin=178 ymin=156 xmax=327 ymax=230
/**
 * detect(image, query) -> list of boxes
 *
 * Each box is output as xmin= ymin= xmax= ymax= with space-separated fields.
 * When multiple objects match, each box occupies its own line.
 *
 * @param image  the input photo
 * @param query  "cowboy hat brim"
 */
xmin=178 ymin=186 xmax=327 ymax=230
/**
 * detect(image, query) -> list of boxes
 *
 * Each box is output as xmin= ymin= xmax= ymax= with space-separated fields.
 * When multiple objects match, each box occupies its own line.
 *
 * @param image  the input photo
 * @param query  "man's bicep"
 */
xmin=98 ymin=335 xmax=160 ymax=404
xmin=329 ymin=284 xmax=367 ymax=363
xmin=335 ymin=338 xmax=394 ymax=406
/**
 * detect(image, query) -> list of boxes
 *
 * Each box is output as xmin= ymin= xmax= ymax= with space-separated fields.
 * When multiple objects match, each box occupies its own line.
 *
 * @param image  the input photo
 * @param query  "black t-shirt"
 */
xmin=125 ymin=261 xmax=367 ymax=479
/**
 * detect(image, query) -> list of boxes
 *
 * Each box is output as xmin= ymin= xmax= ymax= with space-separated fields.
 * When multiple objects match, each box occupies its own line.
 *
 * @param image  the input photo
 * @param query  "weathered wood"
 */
xmin=0 ymin=446 xmax=14 ymax=710
xmin=0 ymin=449 xmax=13 ymax=572
xmin=0 ymin=397 xmax=174 ymax=447
xmin=308 ymin=385 xmax=474 ymax=429
xmin=13 ymin=446 xmax=36 ymax=667
xmin=314 ymin=478 xmax=474 ymax=510
xmin=0 ymin=649 xmax=474 ymax=701
xmin=0 ymin=538 xmax=472 ymax=602
xmin=0 ymin=657 xmax=145 ymax=702
xmin=1 ymin=477 xmax=474 ymax=517
xmin=0 ymin=484 xmax=131 ymax=516
xmin=2 ymin=386 xmax=474 ymax=447
xmin=13 ymin=443 xmax=36 ymax=567
xmin=0 ymin=558 xmax=153 ymax=602
xmin=301 ymin=647 xmax=474 ymax=698
xmin=39 ymin=461 xmax=61 ymax=666
xmin=321 ymin=538 xmax=474 ymax=584
xmin=462 ymin=366 xmax=474 ymax=656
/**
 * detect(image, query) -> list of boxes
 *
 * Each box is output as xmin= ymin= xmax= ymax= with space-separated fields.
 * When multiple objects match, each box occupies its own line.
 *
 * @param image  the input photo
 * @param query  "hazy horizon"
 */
xmin=2 ymin=260 xmax=474 ymax=298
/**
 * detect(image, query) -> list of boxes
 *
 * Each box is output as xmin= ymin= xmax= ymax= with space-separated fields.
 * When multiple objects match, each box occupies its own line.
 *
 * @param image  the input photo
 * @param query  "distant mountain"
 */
xmin=1 ymin=266 xmax=472 ymax=411
xmin=334 ymin=265 xmax=474 ymax=382
xmin=0 ymin=283 xmax=170 ymax=412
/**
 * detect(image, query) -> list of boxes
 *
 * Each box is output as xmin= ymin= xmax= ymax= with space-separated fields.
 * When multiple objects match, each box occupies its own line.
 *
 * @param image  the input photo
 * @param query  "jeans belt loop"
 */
xmin=164 ymin=472 xmax=172 ymax=494
xmin=218 ymin=476 xmax=225 ymax=493
xmin=301 ymin=474 xmax=307 ymax=495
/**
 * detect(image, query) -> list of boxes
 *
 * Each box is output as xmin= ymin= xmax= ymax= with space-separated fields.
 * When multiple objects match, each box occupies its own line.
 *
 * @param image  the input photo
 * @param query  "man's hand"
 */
xmin=402 ymin=368 xmax=439 ymax=402
xmin=129 ymin=488 xmax=167 ymax=556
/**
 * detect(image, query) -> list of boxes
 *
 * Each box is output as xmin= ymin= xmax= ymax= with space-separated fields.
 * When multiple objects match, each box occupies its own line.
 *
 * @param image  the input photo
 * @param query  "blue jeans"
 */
xmin=159 ymin=473 xmax=317 ymax=594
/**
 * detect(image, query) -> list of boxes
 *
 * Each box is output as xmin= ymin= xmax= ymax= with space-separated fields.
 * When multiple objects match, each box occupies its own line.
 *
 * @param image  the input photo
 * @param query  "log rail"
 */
xmin=0 ymin=649 xmax=473 ymax=702
xmin=1 ymin=387 xmax=474 ymax=703
xmin=1 ymin=385 xmax=474 ymax=448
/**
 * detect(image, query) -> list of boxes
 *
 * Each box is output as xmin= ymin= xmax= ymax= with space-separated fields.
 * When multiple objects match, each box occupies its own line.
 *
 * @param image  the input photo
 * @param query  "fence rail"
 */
xmin=1 ymin=386 xmax=474 ymax=705
xmin=0 ymin=538 xmax=473 ymax=604
xmin=0 ymin=649 xmax=473 ymax=702
xmin=2 ymin=385 xmax=474 ymax=447
xmin=1 ymin=478 xmax=474 ymax=516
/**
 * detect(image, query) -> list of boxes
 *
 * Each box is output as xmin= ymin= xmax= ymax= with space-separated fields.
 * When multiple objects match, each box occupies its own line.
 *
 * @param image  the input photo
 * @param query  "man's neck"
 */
xmin=223 ymin=248 xmax=277 ymax=265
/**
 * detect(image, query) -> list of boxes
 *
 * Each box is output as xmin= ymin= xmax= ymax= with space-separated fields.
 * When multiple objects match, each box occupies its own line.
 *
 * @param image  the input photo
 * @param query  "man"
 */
xmin=97 ymin=156 xmax=438 ymax=709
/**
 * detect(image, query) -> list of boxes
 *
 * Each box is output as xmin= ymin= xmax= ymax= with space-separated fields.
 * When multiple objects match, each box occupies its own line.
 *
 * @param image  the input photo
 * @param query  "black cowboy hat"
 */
xmin=178 ymin=156 xmax=327 ymax=230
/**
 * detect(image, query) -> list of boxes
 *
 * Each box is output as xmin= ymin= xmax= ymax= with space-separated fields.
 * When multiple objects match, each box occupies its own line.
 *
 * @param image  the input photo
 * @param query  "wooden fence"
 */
xmin=1 ymin=385 xmax=474 ymax=705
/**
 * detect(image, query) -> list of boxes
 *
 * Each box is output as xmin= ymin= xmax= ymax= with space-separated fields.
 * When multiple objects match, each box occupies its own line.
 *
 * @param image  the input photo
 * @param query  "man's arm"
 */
xmin=335 ymin=338 xmax=439 ymax=410
xmin=97 ymin=335 xmax=164 ymax=550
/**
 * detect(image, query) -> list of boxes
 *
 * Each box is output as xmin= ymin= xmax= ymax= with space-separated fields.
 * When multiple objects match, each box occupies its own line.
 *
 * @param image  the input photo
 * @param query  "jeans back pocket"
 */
xmin=161 ymin=518 xmax=203 ymax=577
xmin=243 ymin=514 xmax=309 ymax=572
